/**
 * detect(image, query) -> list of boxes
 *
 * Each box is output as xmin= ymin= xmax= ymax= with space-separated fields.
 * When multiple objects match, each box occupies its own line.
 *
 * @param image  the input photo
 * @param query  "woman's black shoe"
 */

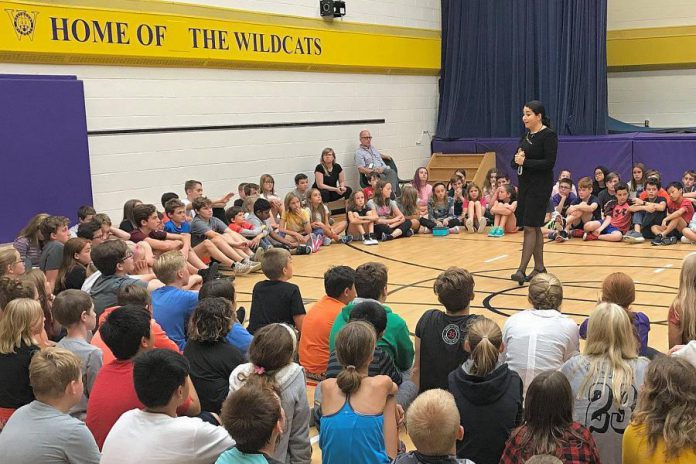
xmin=525 ymin=268 xmax=548 ymax=282
xmin=511 ymin=270 xmax=526 ymax=285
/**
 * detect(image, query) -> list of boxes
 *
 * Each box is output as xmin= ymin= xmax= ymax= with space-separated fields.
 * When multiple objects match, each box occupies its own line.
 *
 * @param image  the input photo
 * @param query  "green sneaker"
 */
xmin=496 ymin=227 xmax=505 ymax=237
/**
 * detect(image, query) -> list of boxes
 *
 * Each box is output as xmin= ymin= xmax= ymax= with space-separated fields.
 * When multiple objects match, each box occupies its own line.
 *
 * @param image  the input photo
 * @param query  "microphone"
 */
xmin=518 ymin=165 xmax=523 ymax=176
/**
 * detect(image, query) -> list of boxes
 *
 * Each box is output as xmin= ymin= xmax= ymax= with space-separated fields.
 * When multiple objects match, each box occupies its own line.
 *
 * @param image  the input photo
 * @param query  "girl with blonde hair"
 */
xmin=579 ymin=272 xmax=652 ymax=357
xmin=0 ymin=247 xmax=25 ymax=278
xmin=21 ymin=270 xmax=58 ymax=344
xmin=668 ymin=253 xmax=696 ymax=348
xmin=0 ymin=298 xmax=44 ymax=429
xmin=320 ymin=321 xmax=398 ymax=463
xmin=503 ymin=273 xmax=579 ymax=393
xmin=623 ymin=356 xmax=696 ymax=463
xmin=449 ymin=317 xmax=523 ymax=464
xmin=560 ymin=302 xmax=649 ymax=464
xmin=279 ymin=192 xmax=319 ymax=253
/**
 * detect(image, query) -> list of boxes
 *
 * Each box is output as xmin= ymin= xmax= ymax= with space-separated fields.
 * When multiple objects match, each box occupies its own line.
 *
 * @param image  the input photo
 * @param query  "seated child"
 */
xmin=366 ymin=180 xmax=412 ymax=241
xmin=228 ymin=324 xmax=311 ymax=463
xmin=306 ymin=188 xmax=351 ymax=245
xmin=362 ymin=172 xmax=380 ymax=201
xmin=100 ymin=349 xmax=233 ymax=463
xmin=683 ymin=169 xmax=696 ymax=195
xmin=198 ymin=278 xmax=252 ymax=353
xmin=279 ymin=192 xmax=321 ymax=252
xmin=231 ymin=182 xmax=247 ymax=208
xmin=0 ymin=348 xmax=100 ymax=463
xmin=91 ymin=284 xmax=179 ymax=364
xmin=89 ymin=240 xmax=156 ymax=319
xmin=560 ymin=176 xmax=600 ymax=239
xmin=130 ymin=204 xmax=184 ymax=253
xmin=449 ymin=318 xmax=523 ymax=464
xmin=293 ymin=173 xmax=310 ymax=207
xmin=624 ymin=178 xmax=666 ymax=243
xmin=488 ymin=184 xmax=517 ymax=237
xmin=248 ymin=248 xmax=306 ymax=334
xmin=248 ymin=198 xmax=300 ymax=252
xmin=394 ymin=389 xmax=474 ymax=464
xmin=39 ymin=215 xmax=70 ymax=292
xmin=583 ymin=182 xmax=637 ymax=242
xmin=299 ymin=265 xmax=356 ymax=381
xmin=414 ymin=267 xmax=478 ymax=392
xmin=419 ymin=182 xmax=461 ymax=234
xmin=346 ymin=190 xmax=379 ymax=245
xmin=399 ymin=185 xmax=423 ymax=234
xmin=53 ymin=290 xmax=103 ymax=420
xmin=597 ymin=172 xmax=619 ymax=209
xmin=463 ymin=183 xmax=487 ymax=233
xmin=191 ymin=197 xmax=259 ymax=274
xmin=654 ymin=181 xmax=695 ymax=246
xmin=319 ymin=321 xmax=399 ymax=463
xmin=551 ymin=177 xmax=577 ymax=218
xmin=182 ymin=179 xmax=234 ymax=223
xmin=86 ymin=305 xmax=201 ymax=449
xmin=218 ymin=385 xmax=286 ymax=464
xmin=551 ymin=169 xmax=577 ymax=197
xmin=159 ymin=192 xmax=179 ymax=224
xmin=151 ymin=251 xmax=200 ymax=350
xmin=69 ymin=205 xmax=96 ymax=238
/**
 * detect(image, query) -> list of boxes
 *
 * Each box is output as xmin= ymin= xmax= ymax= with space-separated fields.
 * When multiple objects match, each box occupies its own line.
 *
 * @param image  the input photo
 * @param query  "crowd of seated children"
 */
xmin=560 ymin=302 xmax=649 ymax=464
xmin=228 ymin=323 xmax=311 ymax=464
xmin=248 ymin=248 xmax=306 ymax=334
xmin=100 ymin=349 xmax=233 ymax=463
xmin=218 ymin=383 xmax=285 ymax=464
xmin=306 ymin=188 xmax=351 ymax=245
xmin=298 ymin=265 xmax=356 ymax=382
xmin=502 ymin=273 xmax=579 ymax=394
xmin=419 ymin=182 xmax=461 ymax=234
xmin=488 ymin=184 xmax=517 ymax=237
xmin=184 ymin=297 xmax=246 ymax=414
xmin=413 ymin=267 xmax=478 ymax=392
xmin=346 ymin=190 xmax=379 ymax=245
xmin=319 ymin=321 xmax=399 ymax=463
xmin=449 ymin=317 xmax=523 ymax=464
xmin=0 ymin=347 xmax=101 ymax=463
xmin=368 ymin=179 xmax=413 ymax=240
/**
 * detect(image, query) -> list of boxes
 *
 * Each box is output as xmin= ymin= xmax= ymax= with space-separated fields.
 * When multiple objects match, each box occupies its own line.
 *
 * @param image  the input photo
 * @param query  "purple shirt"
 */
xmin=579 ymin=311 xmax=650 ymax=356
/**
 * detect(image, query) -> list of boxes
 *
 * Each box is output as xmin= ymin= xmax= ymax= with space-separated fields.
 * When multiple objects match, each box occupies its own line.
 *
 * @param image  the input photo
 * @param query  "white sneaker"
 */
xmin=323 ymin=236 xmax=332 ymax=246
xmin=233 ymin=261 xmax=252 ymax=275
xmin=465 ymin=218 xmax=474 ymax=233
xmin=682 ymin=235 xmax=695 ymax=244
xmin=449 ymin=226 xmax=460 ymax=234
xmin=367 ymin=238 xmax=379 ymax=245
xmin=246 ymin=260 xmax=262 ymax=272
xmin=477 ymin=217 xmax=488 ymax=233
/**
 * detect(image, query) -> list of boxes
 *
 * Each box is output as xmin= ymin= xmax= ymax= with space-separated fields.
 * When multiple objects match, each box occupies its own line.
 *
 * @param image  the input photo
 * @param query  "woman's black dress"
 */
xmin=510 ymin=128 xmax=558 ymax=227
xmin=313 ymin=163 xmax=352 ymax=202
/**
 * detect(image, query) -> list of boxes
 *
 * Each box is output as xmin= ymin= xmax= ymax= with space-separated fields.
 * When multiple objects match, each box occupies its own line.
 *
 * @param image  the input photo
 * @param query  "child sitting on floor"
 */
xmin=464 ymin=183 xmax=487 ymax=233
xmin=368 ymin=179 xmax=413 ymax=241
xmin=583 ymin=182 xmax=637 ymax=242
xmin=488 ymin=184 xmax=517 ymax=237
xmin=307 ymin=188 xmax=351 ymax=245
xmin=346 ymin=190 xmax=379 ymax=245
xmin=653 ymin=181 xmax=694 ymax=246
xmin=419 ymin=182 xmax=461 ymax=234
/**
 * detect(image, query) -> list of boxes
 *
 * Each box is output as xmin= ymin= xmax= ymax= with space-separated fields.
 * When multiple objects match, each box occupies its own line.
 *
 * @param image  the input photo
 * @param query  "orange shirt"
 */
xmin=298 ymin=296 xmax=345 ymax=375
xmin=91 ymin=306 xmax=180 ymax=364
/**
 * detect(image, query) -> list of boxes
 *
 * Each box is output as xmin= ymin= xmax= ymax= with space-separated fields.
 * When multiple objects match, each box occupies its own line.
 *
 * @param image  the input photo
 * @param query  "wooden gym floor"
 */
xmin=233 ymin=232 xmax=685 ymax=461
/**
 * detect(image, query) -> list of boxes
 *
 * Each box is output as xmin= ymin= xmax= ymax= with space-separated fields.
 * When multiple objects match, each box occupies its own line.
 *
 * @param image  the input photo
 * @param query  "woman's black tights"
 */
xmin=518 ymin=226 xmax=544 ymax=274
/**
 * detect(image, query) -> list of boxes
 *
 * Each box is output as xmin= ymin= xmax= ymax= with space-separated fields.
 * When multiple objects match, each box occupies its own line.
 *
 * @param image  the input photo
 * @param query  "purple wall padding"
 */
xmin=0 ymin=74 xmax=92 ymax=243
xmin=432 ymin=133 xmax=696 ymax=185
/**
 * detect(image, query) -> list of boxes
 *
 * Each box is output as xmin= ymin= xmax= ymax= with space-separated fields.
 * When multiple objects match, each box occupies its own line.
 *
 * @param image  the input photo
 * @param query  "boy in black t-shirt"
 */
xmin=413 ymin=267 xmax=478 ymax=392
xmin=248 ymin=248 xmax=305 ymax=334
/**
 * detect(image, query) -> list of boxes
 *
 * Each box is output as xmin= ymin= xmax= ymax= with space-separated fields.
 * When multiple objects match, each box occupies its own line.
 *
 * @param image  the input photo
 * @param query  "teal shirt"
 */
xmin=216 ymin=447 xmax=276 ymax=464
xmin=328 ymin=299 xmax=414 ymax=371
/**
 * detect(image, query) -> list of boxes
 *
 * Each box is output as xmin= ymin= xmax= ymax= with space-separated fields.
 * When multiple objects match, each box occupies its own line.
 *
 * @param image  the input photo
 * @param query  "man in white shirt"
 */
xmin=100 ymin=349 xmax=234 ymax=464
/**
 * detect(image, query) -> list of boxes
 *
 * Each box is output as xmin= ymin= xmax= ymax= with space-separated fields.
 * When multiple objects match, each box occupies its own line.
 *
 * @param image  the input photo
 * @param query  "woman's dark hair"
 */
xmin=199 ymin=278 xmax=235 ymax=303
xmin=516 ymin=371 xmax=584 ymax=455
xmin=121 ymin=199 xmax=142 ymax=228
xmin=592 ymin=165 xmax=610 ymax=192
xmin=188 ymin=297 xmax=233 ymax=343
xmin=524 ymin=100 xmax=551 ymax=128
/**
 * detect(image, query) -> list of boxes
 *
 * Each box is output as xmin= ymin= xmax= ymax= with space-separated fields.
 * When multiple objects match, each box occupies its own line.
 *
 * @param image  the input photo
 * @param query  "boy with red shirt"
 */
xmin=86 ymin=305 xmax=200 ymax=449
xmin=583 ymin=182 xmax=638 ymax=242
xmin=653 ymin=181 xmax=694 ymax=246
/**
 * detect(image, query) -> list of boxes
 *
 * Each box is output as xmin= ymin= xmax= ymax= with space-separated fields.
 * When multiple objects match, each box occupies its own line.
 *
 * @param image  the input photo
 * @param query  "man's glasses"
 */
xmin=119 ymin=251 xmax=134 ymax=262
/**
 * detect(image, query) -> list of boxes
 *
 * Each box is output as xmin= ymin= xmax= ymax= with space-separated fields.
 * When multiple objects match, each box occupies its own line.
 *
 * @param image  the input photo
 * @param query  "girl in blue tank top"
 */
xmin=319 ymin=321 xmax=399 ymax=464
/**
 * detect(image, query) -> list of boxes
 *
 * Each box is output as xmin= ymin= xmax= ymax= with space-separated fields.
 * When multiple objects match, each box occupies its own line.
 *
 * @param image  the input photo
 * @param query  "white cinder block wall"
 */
xmin=0 ymin=0 xmax=440 ymax=221
xmin=608 ymin=0 xmax=696 ymax=127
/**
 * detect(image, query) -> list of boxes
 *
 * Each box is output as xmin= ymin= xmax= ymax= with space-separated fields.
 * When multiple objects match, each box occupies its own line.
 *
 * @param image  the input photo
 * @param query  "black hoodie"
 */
xmin=448 ymin=361 xmax=523 ymax=464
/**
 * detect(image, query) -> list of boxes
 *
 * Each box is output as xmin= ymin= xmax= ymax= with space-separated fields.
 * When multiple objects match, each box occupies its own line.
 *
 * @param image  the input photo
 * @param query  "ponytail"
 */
xmin=467 ymin=317 xmax=503 ymax=377
xmin=335 ymin=321 xmax=376 ymax=394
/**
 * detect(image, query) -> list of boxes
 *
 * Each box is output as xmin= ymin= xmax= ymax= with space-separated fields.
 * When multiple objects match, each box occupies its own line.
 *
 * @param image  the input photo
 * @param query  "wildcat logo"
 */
xmin=6 ymin=9 xmax=38 ymax=40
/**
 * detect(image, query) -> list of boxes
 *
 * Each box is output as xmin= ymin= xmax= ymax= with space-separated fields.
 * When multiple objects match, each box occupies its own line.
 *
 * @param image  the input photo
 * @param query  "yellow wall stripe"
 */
xmin=0 ymin=0 xmax=441 ymax=75
xmin=608 ymin=26 xmax=696 ymax=71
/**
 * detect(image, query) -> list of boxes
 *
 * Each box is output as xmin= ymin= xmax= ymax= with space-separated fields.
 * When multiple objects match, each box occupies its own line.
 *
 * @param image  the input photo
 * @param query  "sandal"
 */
xmin=510 ymin=270 xmax=527 ymax=285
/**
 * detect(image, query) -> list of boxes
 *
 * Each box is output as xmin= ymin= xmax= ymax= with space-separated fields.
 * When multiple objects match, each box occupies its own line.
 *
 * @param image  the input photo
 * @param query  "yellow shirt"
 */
xmin=623 ymin=423 xmax=696 ymax=464
xmin=282 ymin=209 xmax=310 ymax=233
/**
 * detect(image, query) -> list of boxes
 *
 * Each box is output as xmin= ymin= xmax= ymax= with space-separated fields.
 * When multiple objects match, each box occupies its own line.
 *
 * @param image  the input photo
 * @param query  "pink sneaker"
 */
xmin=310 ymin=233 xmax=322 ymax=253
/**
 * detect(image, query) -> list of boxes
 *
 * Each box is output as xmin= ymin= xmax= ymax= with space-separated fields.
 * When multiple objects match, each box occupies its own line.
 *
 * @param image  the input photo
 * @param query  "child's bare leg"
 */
xmin=211 ymin=236 xmax=245 ymax=261
xmin=584 ymin=221 xmax=602 ymax=233
xmin=331 ymin=220 xmax=348 ymax=236
xmin=682 ymin=227 xmax=696 ymax=241
xmin=663 ymin=217 xmax=687 ymax=236
xmin=474 ymin=202 xmax=483 ymax=222
xmin=499 ymin=214 xmax=508 ymax=230
xmin=183 ymin=274 xmax=203 ymax=291
xmin=598 ymin=231 xmax=623 ymax=242
xmin=193 ymin=241 xmax=236 ymax=268
xmin=187 ymin=250 xmax=208 ymax=270
xmin=494 ymin=214 xmax=501 ymax=227
xmin=651 ymin=225 xmax=663 ymax=236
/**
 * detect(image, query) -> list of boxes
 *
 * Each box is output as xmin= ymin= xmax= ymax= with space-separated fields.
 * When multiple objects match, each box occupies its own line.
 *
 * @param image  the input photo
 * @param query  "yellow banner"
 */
xmin=0 ymin=1 xmax=440 ymax=74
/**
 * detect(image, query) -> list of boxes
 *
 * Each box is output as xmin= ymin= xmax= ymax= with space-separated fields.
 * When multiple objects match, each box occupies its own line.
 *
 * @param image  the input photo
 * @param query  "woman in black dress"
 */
xmin=313 ymin=147 xmax=352 ymax=203
xmin=510 ymin=101 xmax=557 ymax=284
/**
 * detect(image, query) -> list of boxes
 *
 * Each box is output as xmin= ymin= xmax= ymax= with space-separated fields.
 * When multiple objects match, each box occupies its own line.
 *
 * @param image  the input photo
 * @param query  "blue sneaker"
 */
xmin=487 ymin=227 xmax=498 ymax=237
